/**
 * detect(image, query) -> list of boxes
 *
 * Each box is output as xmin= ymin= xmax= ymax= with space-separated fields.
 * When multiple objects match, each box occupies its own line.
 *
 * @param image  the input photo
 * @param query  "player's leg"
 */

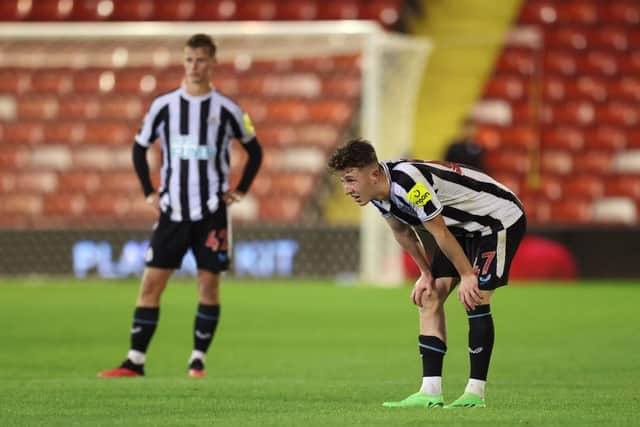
xmin=187 ymin=206 xmax=229 ymax=377
xmin=383 ymin=277 xmax=456 ymax=408
xmin=98 ymin=214 xmax=188 ymax=378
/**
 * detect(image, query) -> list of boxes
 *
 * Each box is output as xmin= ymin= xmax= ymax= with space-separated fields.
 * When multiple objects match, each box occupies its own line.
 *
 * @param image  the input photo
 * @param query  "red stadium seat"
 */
xmin=42 ymin=193 xmax=86 ymax=217
xmin=29 ymin=69 xmax=73 ymax=94
xmin=16 ymin=96 xmax=59 ymax=120
xmin=360 ymin=1 xmax=404 ymax=28
xmin=578 ymin=51 xmax=618 ymax=77
xmin=187 ymin=0 xmax=236 ymax=21
xmin=518 ymin=1 xmax=558 ymax=25
xmin=323 ymin=76 xmax=361 ymax=98
xmin=543 ymin=77 xmax=566 ymax=102
xmin=588 ymin=28 xmax=629 ymax=51
xmin=628 ymin=129 xmax=640 ymax=148
xmin=0 ymin=0 xmax=29 ymax=20
xmin=153 ymin=0 xmax=196 ymax=20
xmin=600 ymin=2 xmax=640 ymax=25
xmin=609 ymin=78 xmax=640 ymax=102
xmin=495 ymin=48 xmax=536 ymax=76
xmin=541 ymin=149 xmax=573 ymax=175
xmin=256 ymin=125 xmax=297 ymax=147
xmin=99 ymin=171 xmax=141 ymax=193
xmin=270 ymin=172 xmax=315 ymax=197
xmin=308 ymin=100 xmax=353 ymax=126
xmin=543 ymin=101 xmax=595 ymax=126
xmin=565 ymin=76 xmax=607 ymax=102
xmin=15 ymin=170 xmax=58 ymax=193
xmin=538 ymin=174 xmax=563 ymax=200
xmin=259 ymin=197 xmax=303 ymax=222
xmin=58 ymin=171 xmax=101 ymax=193
xmin=25 ymin=0 xmax=74 ymax=21
xmin=84 ymin=193 xmax=131 ymax=217
xmin=490 ymin=172 xmax=521 ymax=195
xmin=68 ymin=0 xmax=108 ymax=21
xmin=501 ymin=126 xmax=538 ymax=150
xmin=573 ymin=151 xmax=613 ymax=175
xmin=511 ymin=102 xmax=538 ymax=124
xmin=474 ymin=125 xmax=501 ymax=151
xmin=605 ymin=175 xmax=640 ymax=199
xmin=544 ymin=51 xmax=578 ymax=76
xmin=276 ymin=1 xmax=318 ymax=20
xmin=43 ymin=122 xmax=86 ymax=145
xmin=266 ymin=100 xmax=309 ymax=123
xmin=483 ymin=76 xmax=526 ymax=100
xmin=595 ymin=103 xmax=639 ymax=127
xmin=84 ymin=122 xmax=132 ymax=145
xmin=619 ymin=51 xmax=640 ymax=74
xmin=545 ymin=28 xmax=588 ymax=51
xmin=563 ymin=175 xmax=605 ymax=199
xmin=2 ymin=122 xmax=44 ymax=145
xmin=541 ymin=126 xmax=584 ymax=151
xmin=485 ymin=149 xmax=530 ymax=174
xmin=235 ymin=0 xmax=277 ymax=20
xmin=57 ymin=96 xmax=101 ymax=120
xmin=109 ymin=0 xmax=155 ymax=21
xmin=549 ymin=198 xmax=593 ymax=223
xmin=296 ymin=124 xmax=340 ymax=149
xmin=100 ymin=97 xmax=143 ymax=121
xmin=0 ymin=146 xmax=29 ymax=169
xmin=72 ymin=69 xmax=109 ymax=93
xmin=0 ymin=194 xmax=42 ymax=216
xmin=0 ymin=68 xmax=31 ymax=93
xmin=555 ymin=1 xmax=599 ymax=25
xmin=317 ymin=0 xmax=360 ymax=19
xmin=583 ymin=126 xmax=627 ymax=151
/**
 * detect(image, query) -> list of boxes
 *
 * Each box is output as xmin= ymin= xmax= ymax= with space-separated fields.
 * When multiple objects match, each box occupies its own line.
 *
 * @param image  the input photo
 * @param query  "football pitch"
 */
xmin=0 ymin=277 xmax=638 ymax=426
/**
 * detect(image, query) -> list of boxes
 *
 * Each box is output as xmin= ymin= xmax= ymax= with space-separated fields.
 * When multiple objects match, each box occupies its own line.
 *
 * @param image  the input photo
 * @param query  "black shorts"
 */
xmin=430 ymin=215 xmax=527 ymax=290
xmin=145 ymin=205 xmax=230 ymax=273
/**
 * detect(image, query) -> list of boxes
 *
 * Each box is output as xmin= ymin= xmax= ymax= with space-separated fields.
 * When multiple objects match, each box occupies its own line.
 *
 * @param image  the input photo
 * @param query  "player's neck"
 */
xmin=184 ymin=82 xmax=212 ymax=96
xmin=374 ymin=179 xmax=391 ymax=201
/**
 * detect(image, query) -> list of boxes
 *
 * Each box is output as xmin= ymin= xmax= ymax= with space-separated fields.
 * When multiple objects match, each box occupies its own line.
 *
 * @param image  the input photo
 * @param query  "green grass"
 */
xmin=0 ymin=277 xmax=638 ymax=426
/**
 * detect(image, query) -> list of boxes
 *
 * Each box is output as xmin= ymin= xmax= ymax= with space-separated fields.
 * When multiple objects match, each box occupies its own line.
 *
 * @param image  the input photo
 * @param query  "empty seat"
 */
xmin=266 ymin=100 xmax=308 ymax=123
xmin=0 ymin=69 xmax=31 ymax=93
xmin=276 ymin=0 xmax=318 ymax=20
xmin=538 ymin=174 xmax=563 ymax=200
xmin=15 ymin=170 xmax=58 ymax=193
xmin=474 ymin=125 xmax=501 ymax=150
xmin=57 ymin=97 xmax=101 ymax=120
xmin=573 ymin=151 xmax=613 ymax=175
xmin=605 ymin=175 xmax=640 ymax=198
xmin=545 ymin=28 xmax=588 ymax=51
xmin=296 ymin=124 xmax=340 ymax=149
xmin=549 ymin=198 xmax=593 ymax=223
xmin=501 ymin=126 xmax=538 ymax=150
xmin=495 ymin=48 xmax=535 ymax=76
xmin=270 ymin=172 xmax=315 ymax=197
xmin=16 ymin=96 xmax=59 ymax=120
xmin=2 ymin=122 xmax=44 ymax=144
xmin=543 ymin=77 xmax=566 ymax=102
xmin=618 ymin=51 xmax=640 ymax=74
xmin=541 ymin=149 xmax=573 ymax=175
xmin=542 ymin=126 xmax=584 ymax=151
xmin=543 ymin=101 xmax=595 ymax=126
xmin=259 ymin=197 xmax=303 ymax=222
xmin=578 ymin=51 xmax=618 ymax=77
xmin=600 ymin=2 xmax=640 ymax=25
xmin=628 ymin=129 xmax=640 ymax=148
xmin=583 ymin=126 xmax=627 ymax=151
xmin=609 ymin=78 xmax=640 ymax=102
xmin=565 ymin=76 xmax=607 ymax=102
xmin=100 ymin=97 xmax=143 ymax=120
xmin=511 ymin=102 xmax=537 ymax=124
xmin=595 ymin=103 xmax=639 ymax=127
xmin=0 ymin=0 xmax=30 ymax=20
xmin=483 ymin=76 xmax=526 ymax=100
xmin=28 ymin=0 xmax=75 ymax=20
xmin=84 ymin=122 xmax=132 ymax=145
xmin=563 ymin=175 xmax=605 ymax=199
xmin=544 ymin=51 xmax=578 ymax=76
xmin=592 ymin=197 xmax=636 ymax=224
xmin=84 ymin=193 xmax=131 ymax=217
xmin=0 ymin=193 xmax=42 ymax=216
xmin=109 ymin=0 xmax=155 ymax=20
xmin=235 ymin=0 xmax=277 ymax=20
xmin=485 ymin=149 xmax=530 ymax=174
xmin=317 ymin=0 xmax=360 ymax=19
xmin=68 ymin=0 xmax=107 ymax=21
xmin=323 ymin=76 xmax=361 ymax=98
xmin=308 ymin=100 xmax=352 ymax=125
xmin=588 ymin=28 xmax=629 ymax=51
xmin=360 ymin=0 xmax=404 ymax=28
xmin=0 ymin=146 xmax=29 ymax=169
xmin=29 ymin=69 xmax=73 ymax=94
xmin=555 ymin=1 xmax=599 ymax=25
xmin=518 ymin=2 xmax=558 ymax=25
xmin=99 ymin=171 xmax=141 ymax=193
xmin=57 ymin=171 xmax=101 ymax=193
xmin=153 ymin=0 xmax=196 ymax=20
xmin=43 ymin=193 xmax=86 ymax=217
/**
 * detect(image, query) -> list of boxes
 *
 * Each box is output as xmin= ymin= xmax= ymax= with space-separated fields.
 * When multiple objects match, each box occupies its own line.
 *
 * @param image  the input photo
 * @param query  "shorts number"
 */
xmin=474 ymin=251 xmax=496 ymax=275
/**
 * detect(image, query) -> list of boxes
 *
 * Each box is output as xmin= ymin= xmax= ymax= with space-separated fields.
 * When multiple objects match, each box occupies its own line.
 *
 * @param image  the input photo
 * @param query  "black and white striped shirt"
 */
xmin=371 ymin=160 xmax=525 ymax=235
xmin=135 ymin=87 xmax=255 ymax=222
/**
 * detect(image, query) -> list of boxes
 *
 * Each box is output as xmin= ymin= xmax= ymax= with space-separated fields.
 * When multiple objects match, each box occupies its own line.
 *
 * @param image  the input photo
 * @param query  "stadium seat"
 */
xmin=628 ymin=129 xmax=640 ymax=148
xmin=583 ymin=126 xmax=627 ymax=151
xmin=0 ymin=193 xmax=42 ymax=216
xmin=296 ymin=124 xmax=340 ymax=149
xmin=42 ymin=193 xmax=86 ymax=217
xmin=276 ymin=0 xmax=318 ymax=20
xmin=600 ymin=2 xmax=640 ymax=25
xmin=15 ymin=170 xmax=58 ymax=193
xmin=588 ymin=28 xmax=629 ymax=51
xmin=618 ymin=51 xmax=640 ymax=74
xmin=490 ymin=172 xmax=521 ymax=195
xmin=544 ymin=51 xmax=578 ymax=76
xmin=549 ymin=198 xmax=593 ymax=223
xmin=29 ymin=69 xmax=73 ymax=94
xmin=563 ymin=175 xmax=605 ymax=199
xmin=555 ymin=1 xmax=599 ymax=25
xmin=308 ymin=100 xmax=352 ymax=126
xmin=495 ymin=48 xmax=535 ymax=76
xmin=544 ymin=102 xmax=595 ymax=126
xmin=360 ymin=0 xmax=404 ymax=28
xmin=605 ymin=175 xmax=640 ymax=199
xmin=501 ymin=126 xmax=538 ymax=150
xmin=538 ymin=174 xmax=563 ymax=200
xmin=0 ymin=146 xmax=29 ymax=169
xmin=543 ymin=77 xmax=566 ymax=102
xmin=153 ymin=0 xmax=196 ymax=20
xmin=609 ymin=78 xmax=640 ymax=102
xmin=592 ymin=197 xmax=637 ymax=224
xmin=16 ymin=96 xmax=59 ymax=120
xmin=109 ymin=0 xmax=155 ymax=21
xmin=265 ymin=100 xmax=308 ymax=123
xmin=474 ymin=125 xmax=501 ymax=150
xmin=84 ymin=193 xmax=131 ymax=217
xmin=57 ymin=97 xmax=101 ymax=120
xmin=100 ymin=97 xmax=143 ymax=121
xmin=99 ymin=171 xmax=141 ymax=193
xmin=541 ymin=149 xmax=573 ymax=175
xmin=27 ymin=0 xmax=75 ymax=20
xmin=235 ymin=0 xmax=277 ymax=20
xmin=595 ymin=103 xmax=639 ymax=127
xmin=565 ymin=76 xmax=607 ymax=102
xmin=68 ymin=0 xmax=108 ymax=21
xmin=0 ymin=68 xmax=31 ymax=93
xmin=518 ymin=1 xmax=558 ymax=25
xmin=58 ymin=171 xmax=101 ymax=193
xmin=484 ymin=149 xmax=530 ymax=174
xmin=483 ymin=76 xmax=526 ymax=100
xmin=573 ymin=151 xmax=613 ymax=175
xmin=511 ymin=102 xmax=537 ymax=124
xmin=255 ymin=125 xmax=297 ymax=147
xmin=0 ymin=0 xmax=30 ymax=20
xmin=578 ymin=51 xmax=618 ymax=77
xmin=545 ymin=28 xmax=588 ymax=51
xmin=322 ymin=76 xmax=361 ymax=98
xmin=317 ymin=0 xmax=360 ymax=19
xmin=2 ymin=122 xmax=44 ymax=145
xmin=542 ymin=126 xmax=584 ymax=151
xmin=83 ymin=122 xmax=132 ymax=145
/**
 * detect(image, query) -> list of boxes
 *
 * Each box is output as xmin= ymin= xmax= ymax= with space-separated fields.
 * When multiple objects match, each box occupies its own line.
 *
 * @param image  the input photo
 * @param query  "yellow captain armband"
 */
xmin=407 ymin=182 xmax=432 ymax=207
xmin=243 ymin=113 xmax=255 ymax=135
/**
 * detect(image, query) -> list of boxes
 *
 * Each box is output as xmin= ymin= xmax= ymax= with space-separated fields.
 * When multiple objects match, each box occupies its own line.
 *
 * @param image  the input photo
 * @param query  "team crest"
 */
xmin=407 ymin=183 xmax=432 ymax=207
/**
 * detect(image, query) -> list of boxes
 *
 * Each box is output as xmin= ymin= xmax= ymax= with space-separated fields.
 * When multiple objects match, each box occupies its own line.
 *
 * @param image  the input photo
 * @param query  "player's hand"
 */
xmin=145 ymin=192 xmax=159 ymax=211
xmin=223 ymin=190 xmax=245 ymax=205
xmin=457 ymin=273 xmax=482 ymax=311
xmin=411 ymin=272 xmax=434 ymax=307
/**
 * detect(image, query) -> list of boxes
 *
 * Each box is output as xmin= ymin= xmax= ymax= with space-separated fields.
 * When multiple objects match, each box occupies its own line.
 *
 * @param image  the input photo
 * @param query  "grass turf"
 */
xmin=0 ymin=277 xmax=638 ymax=426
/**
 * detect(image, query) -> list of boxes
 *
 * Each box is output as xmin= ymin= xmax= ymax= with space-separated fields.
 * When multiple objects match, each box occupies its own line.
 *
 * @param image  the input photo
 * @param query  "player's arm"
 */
xmin=422 ymin=213 xmax=481 ymax=310
xmin=132 ymin=143 xmax=157 ymax=206
xmin=385 ymin=216 xmax=434 ymax=307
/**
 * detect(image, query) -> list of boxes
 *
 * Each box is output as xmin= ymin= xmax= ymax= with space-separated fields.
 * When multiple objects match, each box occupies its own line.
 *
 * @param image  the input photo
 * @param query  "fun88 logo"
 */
xmin=170 ymin=135 xmax=216 ymax=159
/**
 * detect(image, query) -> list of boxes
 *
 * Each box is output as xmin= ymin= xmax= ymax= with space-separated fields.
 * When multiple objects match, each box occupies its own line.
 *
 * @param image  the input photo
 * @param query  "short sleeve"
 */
xmin=391 ymin=163 xmax=442 ymax=222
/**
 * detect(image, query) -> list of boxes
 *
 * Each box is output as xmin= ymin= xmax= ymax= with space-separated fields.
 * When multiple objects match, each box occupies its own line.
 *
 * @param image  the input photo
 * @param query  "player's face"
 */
xmin=339 ymin=167 xmax=376 ymax=206
xmin=183 ymin=46 xmax=214 ymax=86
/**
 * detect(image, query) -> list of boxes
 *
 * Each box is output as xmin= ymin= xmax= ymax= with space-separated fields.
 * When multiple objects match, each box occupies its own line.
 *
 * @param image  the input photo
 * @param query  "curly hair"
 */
xmin=327 ymin=139 xmax=379 ymax=172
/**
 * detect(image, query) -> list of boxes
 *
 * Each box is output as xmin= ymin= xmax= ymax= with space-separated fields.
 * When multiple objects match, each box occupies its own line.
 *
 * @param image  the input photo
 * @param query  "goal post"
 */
xmin=0 ymin=21 xmax=431 ymax=284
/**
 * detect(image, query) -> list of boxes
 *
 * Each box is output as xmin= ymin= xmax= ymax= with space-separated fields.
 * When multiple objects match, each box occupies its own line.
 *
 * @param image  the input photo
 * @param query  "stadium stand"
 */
xmin=476 ymin=0 xmax=640 ymax=225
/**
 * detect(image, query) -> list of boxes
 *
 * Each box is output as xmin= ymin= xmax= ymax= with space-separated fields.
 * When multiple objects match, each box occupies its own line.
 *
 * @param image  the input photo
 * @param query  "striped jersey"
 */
xmin=135 ymin=87 xmax=255 ymax=222
xmin=371 ymin=160 xmax=525 ymax=235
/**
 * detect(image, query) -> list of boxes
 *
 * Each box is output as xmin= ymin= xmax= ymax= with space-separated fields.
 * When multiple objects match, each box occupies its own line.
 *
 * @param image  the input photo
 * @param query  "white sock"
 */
xmin=127 ymin=350 xmax=146 ymax=365
xmin=464 ymin=378 xmax=486 ymax=398
xmin=420 ymin=376 xmax=442 ymax=396
xmin=189 ymin=350 xmax=206 ymax=364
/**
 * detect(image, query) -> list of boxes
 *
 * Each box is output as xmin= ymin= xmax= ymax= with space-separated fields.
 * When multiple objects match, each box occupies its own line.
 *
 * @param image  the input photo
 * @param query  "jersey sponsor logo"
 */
xmin=170 ymin=135 xmax=217 ymax=159
xmin=407 ymin=183 xmax=432 ymax=207
xmin=243 ymin=113 xmax=255 ymax=135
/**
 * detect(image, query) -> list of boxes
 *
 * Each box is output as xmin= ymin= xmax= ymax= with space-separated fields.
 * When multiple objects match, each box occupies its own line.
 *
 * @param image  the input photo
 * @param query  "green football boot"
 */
xmin=444 ymin=392 xmax=486 ymax=409
xmin=382 ymin=392 xmax=444 ymax=408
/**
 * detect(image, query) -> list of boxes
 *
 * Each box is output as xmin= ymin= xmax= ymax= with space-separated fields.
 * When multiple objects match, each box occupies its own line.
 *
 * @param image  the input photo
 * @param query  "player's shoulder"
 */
xmin=147 ymin=87 xmax=181 ymax=108
xmin=212 ymin=90 xmax=243 ymax=112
